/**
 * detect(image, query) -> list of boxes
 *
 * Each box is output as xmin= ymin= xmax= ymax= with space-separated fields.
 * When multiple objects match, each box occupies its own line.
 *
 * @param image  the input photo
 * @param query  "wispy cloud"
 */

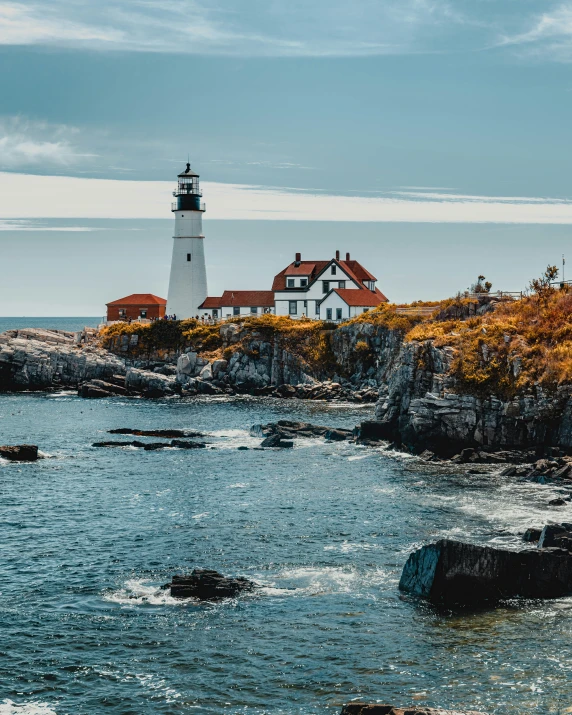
xmin=3 ymin=172 xmax=572 ymax=224
xmin=0 ymin=0 xmax=474 ymax=56
xmin=0 ymin=117 xmax=95 ymax=169
xmin=496 ymin=3 xmax=572 ymax=61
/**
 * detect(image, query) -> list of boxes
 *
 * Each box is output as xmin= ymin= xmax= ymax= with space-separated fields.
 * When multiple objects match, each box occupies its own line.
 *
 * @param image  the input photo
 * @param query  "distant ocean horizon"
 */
xmin=0 ymin=316 xmax=101 ymax=334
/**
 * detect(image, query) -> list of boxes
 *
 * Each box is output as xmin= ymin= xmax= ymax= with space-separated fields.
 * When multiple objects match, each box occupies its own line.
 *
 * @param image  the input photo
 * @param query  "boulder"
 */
xmin=522 ymin=527 xmax=542 ymax=542
xmin=538 ymin=523 xmax=572 ymax=548
xmin=167 ymin=568 xmax=255 ymax=600
xmin=260 ymin=433 xmax=292 ymax=448
xmin=548 ymin=497 xmax=568 ymax=506
xmin=325 ymin=429 xmax=347 ymax=441
xmin=0 ymin=444 xmax=39 ymax=461
xmin=212 ymin=359 xmax=228 ymax=377
xmin=340 ymin=706 xmax=487 ymax=715
xmin=399 ymin=538 xmax=572 ymax=606
xmin=79 ymin=384 xmax=113 ymax=398
xmin=199 ymin=363 xmax=213 ymax=381
xmin=356 ymin=420 xmax=393 ymax=442
xmin=177 ymin=352 xmax=197 ymax=376
xmin=79 ymin=379 xmax=127 ymax=398
xmin=170 ymin=440 xmax=207 ymax=449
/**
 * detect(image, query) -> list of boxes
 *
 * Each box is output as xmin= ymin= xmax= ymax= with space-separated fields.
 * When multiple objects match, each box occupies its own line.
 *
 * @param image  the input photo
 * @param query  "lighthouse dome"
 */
xmin=177 ymin=162 xmax=199 ymax=178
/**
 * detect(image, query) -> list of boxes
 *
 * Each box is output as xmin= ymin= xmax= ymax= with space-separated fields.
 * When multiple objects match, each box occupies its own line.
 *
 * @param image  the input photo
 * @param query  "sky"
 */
xmin=1 ymin=0 xmax=572 ymax=314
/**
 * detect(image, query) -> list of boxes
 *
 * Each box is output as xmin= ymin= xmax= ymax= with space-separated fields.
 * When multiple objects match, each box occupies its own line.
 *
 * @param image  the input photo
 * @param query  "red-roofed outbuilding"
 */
xmin=106 ymin=293 xmax=167 ymax=322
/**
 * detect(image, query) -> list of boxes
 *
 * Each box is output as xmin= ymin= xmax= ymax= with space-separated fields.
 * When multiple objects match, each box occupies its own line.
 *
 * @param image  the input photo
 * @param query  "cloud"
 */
xmin=496 ymin=3 xmax=572 ymax=61
xmin=2 ymin=171 xmax=572 ymax=224
xmin=0 ymin=0 xmax=473 ymax=56
xmin=0 ymin=117 xmax=95 ymax=168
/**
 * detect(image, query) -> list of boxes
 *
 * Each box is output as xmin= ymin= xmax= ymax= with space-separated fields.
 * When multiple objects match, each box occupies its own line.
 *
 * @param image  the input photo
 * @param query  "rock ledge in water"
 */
xmin=341 ymin=704 xmax=487 ymax=715
xmin=399 ymin=538 xmax=572 ymax=606
xmin=0 ymin=444 xmax=39 ymax=461
xmin=166 ymin=568 xmax=255 ymax=601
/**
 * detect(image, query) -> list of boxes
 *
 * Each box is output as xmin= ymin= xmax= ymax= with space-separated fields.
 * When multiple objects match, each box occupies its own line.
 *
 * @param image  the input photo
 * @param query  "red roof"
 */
xmin=106 ymin=293 xmax=166 ymax=306
xmin=340 ymin=260 xmax=377 ymax=283
xmin=199 ymin=297 xmax=223 ymax=309
xmin=199 ymin=291 xmax=275 ymax=309
xmin=285 ymin=263 xmax=316 ymax=276
xmin=272 ymin=261 xmax=329 ymax=290
xmin=332 ymin=288 xmax=388 ymax=307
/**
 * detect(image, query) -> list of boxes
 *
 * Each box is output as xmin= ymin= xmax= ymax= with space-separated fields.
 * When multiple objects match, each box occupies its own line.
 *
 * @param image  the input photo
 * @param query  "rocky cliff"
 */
xmin=373 ymin=338 xmax=572 ymax=455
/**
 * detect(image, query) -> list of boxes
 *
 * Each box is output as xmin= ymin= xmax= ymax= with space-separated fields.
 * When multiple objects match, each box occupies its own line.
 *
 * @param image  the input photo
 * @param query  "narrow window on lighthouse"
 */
xmin=187 ymin=254 xmax=191 ymax=262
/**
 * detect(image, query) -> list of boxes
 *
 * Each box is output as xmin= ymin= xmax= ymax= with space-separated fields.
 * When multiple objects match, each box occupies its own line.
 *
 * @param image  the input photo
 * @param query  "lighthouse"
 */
xmin=166 ymin=162 xmax=208 ymax=319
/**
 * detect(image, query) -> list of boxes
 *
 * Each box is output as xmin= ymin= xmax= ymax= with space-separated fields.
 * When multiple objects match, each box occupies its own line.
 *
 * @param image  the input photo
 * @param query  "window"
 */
xmin=287 ymin=278 xmax=295 ymax=288
xmin=369 ymin=281 xmax=375 ymax=291
xmin=303 ymin=300 xmax=307 ymax=310
xmin=233 ymin=307 xmax=240 ymax=316
xmin=289 ymin=301 xmax=297 ymax=315
xmin=140 ymin=310 xmax=147 ymax=318
xmin=363 ymin=308 xmax=369 ymax=313
xmin=300 ymin=278 xmax=308 ymax=287
xmin=213 ymin=309 xmax=219 ymax=318
xmin=315 ymin=303 xmax=320 ymax=315
xmin=331 ymin=265 xmax=337 ymax=275
xmin=326 ymin=308 xmax=332 ymax=320
xmin=119 ymin=309 xmax=126 ymax=317
xmin=187 ymin=253 xmax=191 ymax=262
xmin=338 ymin=281 xmax=346 ymax=289
xmin=322 ymin=281 xmax=330 ymax=294
xmin=336 ymin=308 xmax=342 ymax=320
xmin=251 ymin=306 xmax=258 ymax=314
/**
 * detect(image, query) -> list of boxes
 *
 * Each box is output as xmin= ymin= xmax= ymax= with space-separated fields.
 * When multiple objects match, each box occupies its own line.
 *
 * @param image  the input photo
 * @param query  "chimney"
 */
xmin=346 ymin=252 xmax=350 ymax=261
xmin=335 ymin=250 xmax=340 ymax=261
xmin=295 ymin=252 xmax=301 ymax=266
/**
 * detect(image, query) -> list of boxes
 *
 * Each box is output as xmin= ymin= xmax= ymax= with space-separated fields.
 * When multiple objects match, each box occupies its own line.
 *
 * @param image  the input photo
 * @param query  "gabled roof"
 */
xmin=200 ymin=291 xmax=275 ymax=309
xmin=107 ymin=293 xmax=166 ymax=306
xmin=272 ymin=261 xmax=329 ymax=290
xmin=330 ymin=288 xmax=388 ymax=307
xmin=341 ymin=260 xmax=377 ymax=283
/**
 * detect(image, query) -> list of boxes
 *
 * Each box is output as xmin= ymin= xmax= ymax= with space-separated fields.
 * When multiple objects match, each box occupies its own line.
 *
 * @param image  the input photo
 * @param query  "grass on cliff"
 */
xmin=405 ymin=279 xmax=572 ymax=396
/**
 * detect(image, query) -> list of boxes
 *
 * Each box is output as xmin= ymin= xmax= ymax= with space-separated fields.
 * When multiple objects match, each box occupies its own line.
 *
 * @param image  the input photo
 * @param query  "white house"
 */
xmin=272 ymin=251 xmax=387 ymax=319
xmin=197 ymin=251 xmax=388 ymax=322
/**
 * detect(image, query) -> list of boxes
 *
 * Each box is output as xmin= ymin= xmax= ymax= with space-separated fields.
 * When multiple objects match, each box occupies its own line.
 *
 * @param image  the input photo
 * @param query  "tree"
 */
xmin=529 ymin=265 xmax=559 ymax=307
xmin=470 ymin=275 xmax=492 ymax=294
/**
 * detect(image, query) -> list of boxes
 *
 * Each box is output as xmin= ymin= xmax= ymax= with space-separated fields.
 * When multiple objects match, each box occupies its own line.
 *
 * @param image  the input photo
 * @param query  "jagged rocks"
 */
xmin=399 ymin=538 xmax=572 ymax=606
xmin=166 ymin=568 xmax=255 ymax=600
xmin=252 ymin=420 xmax=353 ymax=441
xmin=260 ymin=434 xmax=294 ymax=448
xmin=340 ymin=705 xmax=487 ymax=715
xmin=0 ymin=444 xmax=39 ymax=461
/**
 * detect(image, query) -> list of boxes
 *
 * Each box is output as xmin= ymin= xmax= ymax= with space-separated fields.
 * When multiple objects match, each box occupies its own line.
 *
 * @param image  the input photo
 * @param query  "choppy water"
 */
xmin=1 ymin=393 xmax=572 ymax=715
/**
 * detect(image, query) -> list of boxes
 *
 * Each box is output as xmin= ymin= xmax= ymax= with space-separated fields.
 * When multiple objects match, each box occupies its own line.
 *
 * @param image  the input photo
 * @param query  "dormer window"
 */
xmin=300 ymin=279 xmax=308 ymax=287
xmin=287 ymin=278 xmax=295 ymax=288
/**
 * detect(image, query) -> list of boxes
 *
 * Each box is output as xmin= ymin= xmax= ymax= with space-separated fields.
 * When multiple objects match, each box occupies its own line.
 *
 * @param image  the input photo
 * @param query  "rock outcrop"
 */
xmin=0 ymin=444 xmax=39 ymax=461
xmin=399 ymin=538 xmax=572 ymax=606
xmin=341 ymin=705 xmax=487 ymax=715
xmin=165 ymin=568 xmax=255 ymax=600
xmin=0 ymin=328 xmax=125 ymax=392
xmin=251 ymin=420 xmax=354 ymax=445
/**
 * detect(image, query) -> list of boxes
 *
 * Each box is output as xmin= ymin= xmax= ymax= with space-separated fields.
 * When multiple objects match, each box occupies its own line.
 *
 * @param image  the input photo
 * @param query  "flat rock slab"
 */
xmin=92 ymin=440 xmax=206 ymax=450
xmin=399 ymin=538 xmax=572 ymax=606
xmin=167 ymin=568 xmax=255 ymax=601
xmin=108 ymin=428 xmax=204 ymax=438
xmin=341 ymin=705 xmax=487 ymax=715
xmin=0 ymin=445 xmax=39 ymax=461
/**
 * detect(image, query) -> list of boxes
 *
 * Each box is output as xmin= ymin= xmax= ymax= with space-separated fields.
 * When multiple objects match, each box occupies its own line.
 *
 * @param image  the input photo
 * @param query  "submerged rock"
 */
xmin=0 ymin=444 xmax=39 ymax=461
xmin=167 ymin=568 xmax=255 ymax=600
xmin=399 ymin=538 xmax=572 ymax=606
xmin=341 ymin=705 xmax=487 ymax=715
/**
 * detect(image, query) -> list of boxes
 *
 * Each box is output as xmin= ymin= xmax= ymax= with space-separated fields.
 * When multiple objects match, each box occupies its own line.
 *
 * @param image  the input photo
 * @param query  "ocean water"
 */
xmin=0 ymin=318 xmax=101 ymax=334
xmin=1 ymin=393 xmax=572 ymax=715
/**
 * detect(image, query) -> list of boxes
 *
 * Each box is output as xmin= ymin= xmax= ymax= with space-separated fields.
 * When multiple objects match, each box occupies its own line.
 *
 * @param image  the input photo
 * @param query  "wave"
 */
xmin=0 ymin=702 xmax=57 ymax=715
xmin=102 ymin=579 xmax=183 ymax=607
xmin=257 ymin=564 xmax=392 ymax=598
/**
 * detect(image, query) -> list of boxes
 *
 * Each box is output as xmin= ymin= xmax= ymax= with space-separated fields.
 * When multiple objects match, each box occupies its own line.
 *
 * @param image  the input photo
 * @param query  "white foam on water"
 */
xmin=228 ymin=482 xmax=249 ymax=488
xmin=258 ymin=564 xmax=391 ymax=598
xmin=0 ymin=702 xmax=57 ymax=715
xmin=102 ymin=579 xmax=183 ymax=607
xmin=207 ymin=429 xmax=261 ymax=449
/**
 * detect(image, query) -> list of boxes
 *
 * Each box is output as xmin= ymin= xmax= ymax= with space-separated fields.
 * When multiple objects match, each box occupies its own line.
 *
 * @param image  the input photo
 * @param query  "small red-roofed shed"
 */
xmin=106 ymin=293 xmax=167 ymax=322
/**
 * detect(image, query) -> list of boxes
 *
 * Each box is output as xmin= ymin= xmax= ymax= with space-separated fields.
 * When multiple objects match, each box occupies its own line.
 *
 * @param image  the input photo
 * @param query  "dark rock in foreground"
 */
xmin=522 ymin=527 xmax=542 ymax=542
xmin=252 ymin=420 xmax=353 ymax=446
xmin=0 ymin=444 xmax=39 ymax=461
xmin=341 ymin=704 xmax=487 ymax=715
xmin=167 ymin=568 xmax=255 ymax=601
xmin=399 ymin=538 xmax=572 ymax=606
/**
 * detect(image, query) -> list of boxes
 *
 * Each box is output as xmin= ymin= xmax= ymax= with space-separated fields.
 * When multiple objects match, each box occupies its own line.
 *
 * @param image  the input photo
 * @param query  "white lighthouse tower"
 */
xmin=166 ymin=162 xmax=207 ymax=319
